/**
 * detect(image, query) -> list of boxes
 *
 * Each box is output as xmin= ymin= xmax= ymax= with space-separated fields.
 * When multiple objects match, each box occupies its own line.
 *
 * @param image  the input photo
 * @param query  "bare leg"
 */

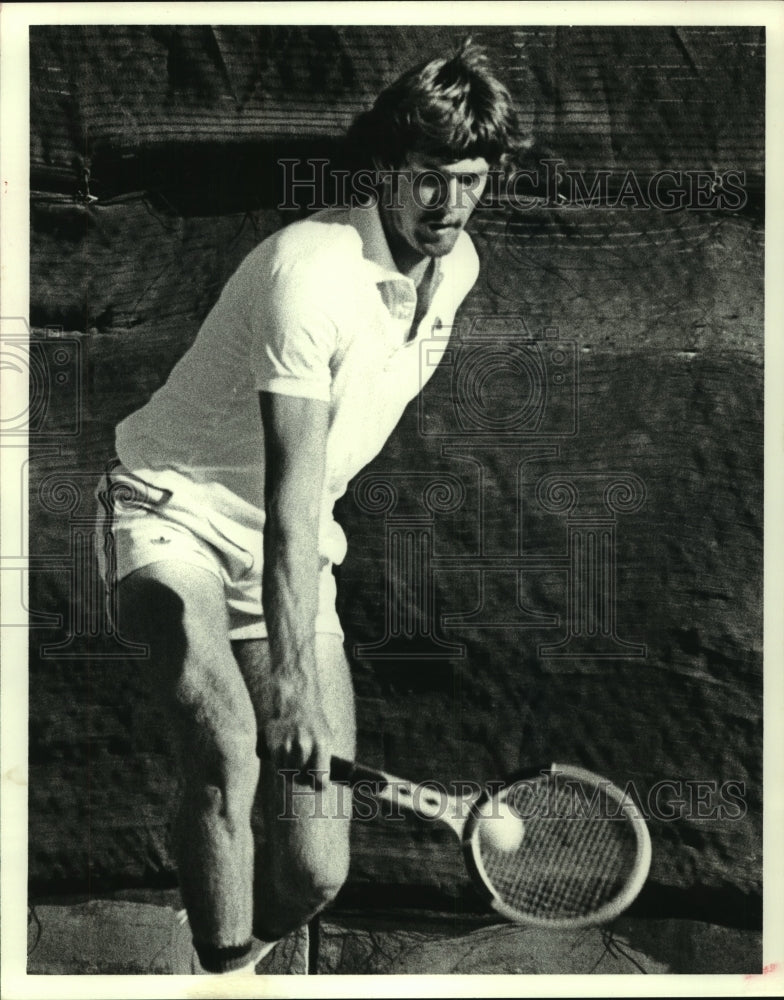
xmin=118 ymin=563 xmax=259 ymax=958
xmin=233 ymin=633 xmax=356 ymax=940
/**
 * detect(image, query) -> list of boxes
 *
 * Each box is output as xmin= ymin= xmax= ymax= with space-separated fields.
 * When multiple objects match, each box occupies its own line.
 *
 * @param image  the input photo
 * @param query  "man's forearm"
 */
xmin=259 ymin=513 xmax=335 ymax=774
xmin=257 ymin=390 xmax=331 ymax=763
xmin=261 ymin=517 xmax=322 ymax=685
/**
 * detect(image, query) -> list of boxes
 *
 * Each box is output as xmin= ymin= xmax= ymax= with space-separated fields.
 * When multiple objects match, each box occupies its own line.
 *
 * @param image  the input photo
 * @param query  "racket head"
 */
xmin=462 ymin=763 xmax=652 ymax=929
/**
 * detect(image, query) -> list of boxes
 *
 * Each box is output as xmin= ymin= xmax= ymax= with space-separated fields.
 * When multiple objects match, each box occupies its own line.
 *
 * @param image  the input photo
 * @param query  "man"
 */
xmin=97 ymin=39 xmax=518 ymax=974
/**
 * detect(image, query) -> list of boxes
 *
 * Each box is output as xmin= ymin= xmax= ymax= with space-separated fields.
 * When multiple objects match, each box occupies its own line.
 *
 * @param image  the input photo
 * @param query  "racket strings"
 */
xmin=534 ymin=813 xmax=626 ymax=915
xmin=531 ymin=804 xmax=627 ymax=913
xmin=477 ymin=778 xmax=640 ymax=920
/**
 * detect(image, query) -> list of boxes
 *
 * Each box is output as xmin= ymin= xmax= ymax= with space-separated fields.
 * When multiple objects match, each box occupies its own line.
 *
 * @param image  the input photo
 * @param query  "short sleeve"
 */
xmin=249 ymin=261 xmax=339 ymax=404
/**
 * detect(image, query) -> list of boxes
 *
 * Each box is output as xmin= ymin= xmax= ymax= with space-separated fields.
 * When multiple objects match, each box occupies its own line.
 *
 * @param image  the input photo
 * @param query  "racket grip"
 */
xmin=329 ymin=756 xmax=465 ymax=837
xmin=330 ymin=756 xmax=389 ymax=790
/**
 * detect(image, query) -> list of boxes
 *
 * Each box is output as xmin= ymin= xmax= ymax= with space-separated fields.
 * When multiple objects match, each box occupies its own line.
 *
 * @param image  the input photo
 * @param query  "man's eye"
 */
xmin=417 ymin=174 xmax=446 ymax=189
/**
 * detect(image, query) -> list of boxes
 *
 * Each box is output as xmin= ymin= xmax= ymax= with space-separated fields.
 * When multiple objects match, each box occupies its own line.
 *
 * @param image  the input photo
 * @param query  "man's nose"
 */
xmin=424 ymin=177 xmax=452 ymax=208
xmin=420 ymin=175 xmax=465 ymax=212
xmin=440 ymin=175 xmax=464 ymax=206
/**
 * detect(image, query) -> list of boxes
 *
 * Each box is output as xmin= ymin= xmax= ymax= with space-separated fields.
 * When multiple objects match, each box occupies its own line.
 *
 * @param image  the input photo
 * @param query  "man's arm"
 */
xmin=258 ymin=390 xmax=333 ymax=781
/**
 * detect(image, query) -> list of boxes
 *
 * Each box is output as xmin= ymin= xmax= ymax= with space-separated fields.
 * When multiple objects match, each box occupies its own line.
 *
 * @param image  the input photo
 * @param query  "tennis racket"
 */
xmin=330 ymin=757 xmax=651 ymax=929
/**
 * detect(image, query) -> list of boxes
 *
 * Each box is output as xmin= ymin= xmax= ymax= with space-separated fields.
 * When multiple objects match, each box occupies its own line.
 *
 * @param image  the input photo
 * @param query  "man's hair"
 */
xmin=346 ymin=38 xmax=521 ymax=172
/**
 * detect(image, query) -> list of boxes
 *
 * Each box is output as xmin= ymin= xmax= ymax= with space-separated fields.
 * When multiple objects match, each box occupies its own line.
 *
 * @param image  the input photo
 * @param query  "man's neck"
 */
xmin=405 ymin=256 xmax=433 ymax=288
xmin=379 ymin=212 xmax=432 ymax=286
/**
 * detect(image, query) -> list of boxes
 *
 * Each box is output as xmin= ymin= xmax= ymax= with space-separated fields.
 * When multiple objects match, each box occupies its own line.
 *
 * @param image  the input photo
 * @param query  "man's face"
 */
xmin=378 ymin=153 xmax=490 ymax=266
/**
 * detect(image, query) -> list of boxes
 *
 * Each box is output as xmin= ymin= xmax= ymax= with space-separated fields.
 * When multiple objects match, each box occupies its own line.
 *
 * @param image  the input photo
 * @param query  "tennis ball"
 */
xmin=482 ymin=800 xmax=525 ymax=852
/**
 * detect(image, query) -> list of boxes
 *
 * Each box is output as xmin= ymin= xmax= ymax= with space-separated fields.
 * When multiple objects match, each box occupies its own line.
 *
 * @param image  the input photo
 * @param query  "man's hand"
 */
xmin=261 ymin=676 xmax=334 ymax=786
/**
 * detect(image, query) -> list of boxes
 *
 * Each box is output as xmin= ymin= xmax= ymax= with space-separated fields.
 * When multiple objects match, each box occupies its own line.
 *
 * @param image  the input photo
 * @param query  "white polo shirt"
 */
xmin=115 ymin=202 xmax=480 ymax=565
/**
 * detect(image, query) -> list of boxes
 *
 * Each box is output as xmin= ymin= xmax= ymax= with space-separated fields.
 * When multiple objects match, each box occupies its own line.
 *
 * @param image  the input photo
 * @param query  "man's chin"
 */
xmin=417 ymin=227 xmax=461 ymax=256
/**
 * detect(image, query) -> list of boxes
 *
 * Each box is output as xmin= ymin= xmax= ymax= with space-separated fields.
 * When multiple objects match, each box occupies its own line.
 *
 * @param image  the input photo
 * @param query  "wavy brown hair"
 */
xmin=345 ymin=38 xmax=522 ymax=173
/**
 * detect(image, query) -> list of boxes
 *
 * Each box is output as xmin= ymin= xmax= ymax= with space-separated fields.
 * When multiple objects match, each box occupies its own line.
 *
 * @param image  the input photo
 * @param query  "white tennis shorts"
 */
xmin=94 ymin=460 xmax=343 ymax=640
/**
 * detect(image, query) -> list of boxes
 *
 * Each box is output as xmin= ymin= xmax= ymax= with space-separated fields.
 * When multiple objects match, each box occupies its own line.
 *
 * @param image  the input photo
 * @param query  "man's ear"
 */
xmin=372 ymin=157 xmax=397 ymax=200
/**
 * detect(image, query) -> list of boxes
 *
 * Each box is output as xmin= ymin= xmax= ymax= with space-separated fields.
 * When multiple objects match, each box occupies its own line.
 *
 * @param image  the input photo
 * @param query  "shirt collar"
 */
xmin=349 ymin=201 xmax=407 ymax=281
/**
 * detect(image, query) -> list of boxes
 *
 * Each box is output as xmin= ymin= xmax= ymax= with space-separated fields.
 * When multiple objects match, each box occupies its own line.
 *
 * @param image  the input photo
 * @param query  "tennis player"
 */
xmin=96 ymin=39 xmax=518 ymax=974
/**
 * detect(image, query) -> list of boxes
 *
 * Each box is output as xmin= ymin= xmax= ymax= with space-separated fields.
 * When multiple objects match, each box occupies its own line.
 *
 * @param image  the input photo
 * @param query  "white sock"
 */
xmin=221 ymin=938 xmax=280 ymax=974
xmin=175 ymin=909 xmax=280 ymax=974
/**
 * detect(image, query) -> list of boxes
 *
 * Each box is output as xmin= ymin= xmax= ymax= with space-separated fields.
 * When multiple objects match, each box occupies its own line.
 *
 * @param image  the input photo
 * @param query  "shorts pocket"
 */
xmin=101 ymin=464 xmax=173 ymax=513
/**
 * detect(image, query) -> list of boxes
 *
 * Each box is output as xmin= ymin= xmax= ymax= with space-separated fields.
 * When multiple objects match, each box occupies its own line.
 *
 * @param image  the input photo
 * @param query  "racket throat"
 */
xmin=383 ymin=782 xmax=465 ymax=837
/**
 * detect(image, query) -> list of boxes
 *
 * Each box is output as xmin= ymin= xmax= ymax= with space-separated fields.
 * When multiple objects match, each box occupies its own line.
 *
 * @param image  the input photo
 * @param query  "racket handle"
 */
xmin=329 ymin=756 xmax=390 ymax=790
xmin=329 ymin=756 xmax=465 ymax=837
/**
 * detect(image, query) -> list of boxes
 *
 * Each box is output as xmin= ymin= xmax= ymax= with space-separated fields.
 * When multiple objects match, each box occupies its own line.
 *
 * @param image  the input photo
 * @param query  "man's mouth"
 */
xmin=424 ymin=219 xmax=460 ymax=232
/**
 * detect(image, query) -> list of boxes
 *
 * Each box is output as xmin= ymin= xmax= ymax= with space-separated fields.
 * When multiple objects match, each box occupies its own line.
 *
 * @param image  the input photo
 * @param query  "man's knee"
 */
xmin=255 ymin=831 xmax=349 ymax=936
xmin=301 ymin=833 xmax=350 ymax=907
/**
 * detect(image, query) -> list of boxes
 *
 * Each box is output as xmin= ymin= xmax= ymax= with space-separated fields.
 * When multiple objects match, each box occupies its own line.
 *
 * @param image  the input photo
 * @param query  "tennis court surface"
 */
xmin=26 ymin=895 xmax=761 ymax=975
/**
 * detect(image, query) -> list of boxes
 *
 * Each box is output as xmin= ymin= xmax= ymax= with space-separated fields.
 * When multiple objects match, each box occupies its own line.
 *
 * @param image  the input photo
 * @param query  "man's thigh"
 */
xmin=117 ymin=561 xmax=257 ymax=766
